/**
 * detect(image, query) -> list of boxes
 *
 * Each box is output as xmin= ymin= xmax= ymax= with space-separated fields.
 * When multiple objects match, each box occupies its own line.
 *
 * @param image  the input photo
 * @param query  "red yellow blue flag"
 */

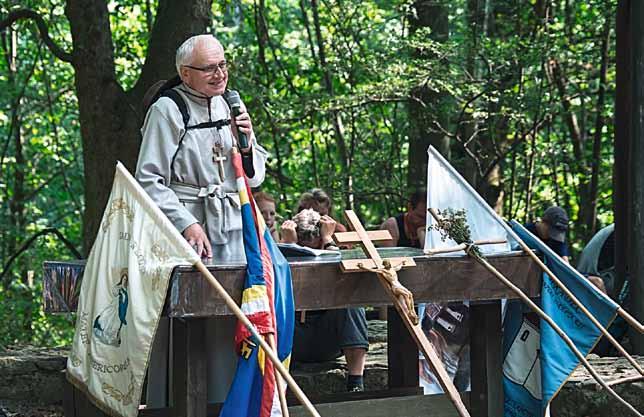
xmin=219 ymin=151 xmax=295 ymax=417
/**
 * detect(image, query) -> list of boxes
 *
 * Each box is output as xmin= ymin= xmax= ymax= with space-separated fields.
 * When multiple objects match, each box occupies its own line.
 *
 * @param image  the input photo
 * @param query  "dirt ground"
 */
xmin=0 ymin=401 xmax=64 ymax=417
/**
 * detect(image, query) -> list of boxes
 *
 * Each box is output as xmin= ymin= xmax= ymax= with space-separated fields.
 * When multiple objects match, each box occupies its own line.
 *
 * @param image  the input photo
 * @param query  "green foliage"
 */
xmin=430 ymin=208 xmax=482 ymax=258
xmin=1 ymin=0 xmax=81 ymax=347
xmin=0 ymin=0 xmax=619 ymax=346
xmin=0 ymin=279 xmax=75 ymax=347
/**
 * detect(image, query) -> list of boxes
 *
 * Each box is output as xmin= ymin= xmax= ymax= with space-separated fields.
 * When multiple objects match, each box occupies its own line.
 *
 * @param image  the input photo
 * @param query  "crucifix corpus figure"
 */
xmin=358 ymin=259 xmax=419 ymax=325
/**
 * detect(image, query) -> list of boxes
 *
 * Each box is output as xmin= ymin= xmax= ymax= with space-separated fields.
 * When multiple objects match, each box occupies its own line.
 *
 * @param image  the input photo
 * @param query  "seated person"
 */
xmin=525 ymin=205 xmax=571 ymax=262
xmin=526 ymin=205 xmax=605 ymax=292
xmin=253 ymin=191 xmax=280 ymax=242
xmin=296 ymin=188 xmax=348 ymax=233
xmin=577 ymin=224 xmax=629 ymax=355
xmin=380 ymin=190 xmax=427 ymax=248
xmin=577 ymin=224 xmax=615 ymax=296
xmin=281 ymin=209 xmax=369 ymax=392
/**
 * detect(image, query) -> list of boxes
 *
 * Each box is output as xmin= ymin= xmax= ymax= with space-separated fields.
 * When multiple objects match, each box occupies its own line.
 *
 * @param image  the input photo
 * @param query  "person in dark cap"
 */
xmin=525 ymin=205 xmax=570 ymax=263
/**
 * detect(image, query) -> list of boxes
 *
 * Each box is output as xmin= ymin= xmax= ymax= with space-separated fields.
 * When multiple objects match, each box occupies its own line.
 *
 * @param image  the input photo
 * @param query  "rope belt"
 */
xmin=170 ymin=181 xmax=241 ymax=245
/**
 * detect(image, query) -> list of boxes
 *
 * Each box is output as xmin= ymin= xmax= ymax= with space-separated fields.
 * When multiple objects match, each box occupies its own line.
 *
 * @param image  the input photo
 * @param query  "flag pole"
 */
xmin=268 ymin=333 xmax=291 ymax=417
xmin=428 ymin=208 xmax=642 ymax=417
xmin=423 ymin=238 xmax=507 ymax=255
xmin=617 ymin=307 xmax=644 ymax=333
xmin=195 ymin=261 xmax=321 ymax=417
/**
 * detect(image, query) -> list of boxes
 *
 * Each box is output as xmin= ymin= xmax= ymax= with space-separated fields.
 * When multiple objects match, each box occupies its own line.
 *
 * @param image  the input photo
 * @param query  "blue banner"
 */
xmin=503 ymin=221 xmax=618 ymax=416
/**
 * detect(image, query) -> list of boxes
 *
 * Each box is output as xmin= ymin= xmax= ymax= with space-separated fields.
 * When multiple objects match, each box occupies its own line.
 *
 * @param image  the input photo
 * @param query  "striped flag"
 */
xmin=219 ymin=151 xmax=295 ymax=417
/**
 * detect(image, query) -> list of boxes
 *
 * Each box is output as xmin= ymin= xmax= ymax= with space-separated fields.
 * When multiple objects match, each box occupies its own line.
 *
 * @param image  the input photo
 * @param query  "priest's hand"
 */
xmin=231 ymin=101 xmax=255 ymax=153
xmin=280 ymin=220 xmax=298 ymax=244
xmin=183 ymin=223 xmax=213 ymax=258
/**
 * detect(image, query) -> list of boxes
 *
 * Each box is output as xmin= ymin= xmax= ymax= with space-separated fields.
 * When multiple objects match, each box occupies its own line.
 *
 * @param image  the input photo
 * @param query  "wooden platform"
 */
xmin=44 ymin=247 xmax=540 ymax=315
xmin=64 ymin=382 xmax=468 ymax=417
xmin=45 ymin=247 xmax=541 ymax=417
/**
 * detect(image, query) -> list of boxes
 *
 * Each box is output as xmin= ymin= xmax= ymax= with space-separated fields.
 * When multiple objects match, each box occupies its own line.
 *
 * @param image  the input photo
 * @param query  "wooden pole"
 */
xmin=471 ymin=254 xmax=642 ymax=417
xmin=618 ymin=308 xmax=644 ymax=333
xmin=342 ymin=210 xmax=471 ymax=417
xmin=511 ymin=227 xmax=644 ymax=375
xmin=427 ymin=208 xmax=642 ymax=416
xmin=607 ymin=374 xmax=644 ymax=387
xmin=423 ymin=238 xmax=507 ymax=255
xmin=375 ymin=273 xmax=471 ymax=417
xmin=268 ymin=334 xmax=290 ymax=417
xmin=195 ymin=261 xmax=320 ymax=417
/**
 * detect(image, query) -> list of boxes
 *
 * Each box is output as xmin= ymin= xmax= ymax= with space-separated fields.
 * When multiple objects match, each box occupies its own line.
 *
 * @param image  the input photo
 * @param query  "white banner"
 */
xmin=66 ymin=162 xmax=199 ymax=417
xmin=420 ymin=146 xmax=518 ymax=395
xmin=424 ymin=145 xmax=518 ymax=255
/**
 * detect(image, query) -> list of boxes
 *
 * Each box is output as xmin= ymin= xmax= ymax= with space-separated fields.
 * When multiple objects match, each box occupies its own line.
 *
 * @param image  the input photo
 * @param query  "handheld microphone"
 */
xmin=224 ymin=90 xmax=249 ymax=149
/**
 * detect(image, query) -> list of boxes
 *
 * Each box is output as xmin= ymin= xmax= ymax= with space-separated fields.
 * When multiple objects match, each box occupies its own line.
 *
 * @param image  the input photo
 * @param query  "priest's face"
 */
xmin=181 ymin=38 xmax=228 ymax=97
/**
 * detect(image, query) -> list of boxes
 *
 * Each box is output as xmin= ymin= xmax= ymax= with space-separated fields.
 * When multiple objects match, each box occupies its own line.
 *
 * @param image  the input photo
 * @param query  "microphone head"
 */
xmin=224 ymin=90 xmax=242 ymax=108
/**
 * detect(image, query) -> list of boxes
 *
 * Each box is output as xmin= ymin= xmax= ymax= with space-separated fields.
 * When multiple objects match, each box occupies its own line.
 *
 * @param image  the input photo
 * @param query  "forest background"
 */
xmin=0 ymin=0 xmax=616 ymax=347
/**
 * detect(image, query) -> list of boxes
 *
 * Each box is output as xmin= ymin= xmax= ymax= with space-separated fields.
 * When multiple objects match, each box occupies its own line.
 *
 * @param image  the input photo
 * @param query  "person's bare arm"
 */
xmin=587 ymin=275 xmax=607 ymax=294
xmin=416 ymin=225 xmax=426 ymax=249
xmin=319 ymin=215 xmax=338 ymax=249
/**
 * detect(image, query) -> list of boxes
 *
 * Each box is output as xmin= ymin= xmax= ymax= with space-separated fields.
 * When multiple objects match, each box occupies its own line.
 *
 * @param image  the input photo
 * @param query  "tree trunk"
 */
xmin=64 ymin=0 xmax=212 ymax=252
xmin=584 ymin=19 xmax=611 ymax=240
xmin=407 ymin=0 xmax=450 ymax=190
xmin=615 ymin=0 xmax=644 ymax=353
xmin=309 ymin=0 xmax=352 ymax=208
xmin=3 ymin=38 xmax=40 ymax=281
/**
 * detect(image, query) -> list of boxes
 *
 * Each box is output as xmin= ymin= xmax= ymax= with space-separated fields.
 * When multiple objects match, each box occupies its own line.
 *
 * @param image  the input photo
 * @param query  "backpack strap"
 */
xmin=159 ymin=88 xmax=231 ymax=131
xmin=155 ymin=86 xmax=232 ymax=172
xmin=189 ymin=119 xmax=231 ymax=130
xmin=156 ymin=88 xmax=190 ymax=172
xmin=161 ymin=89 xmax=190 ymax=129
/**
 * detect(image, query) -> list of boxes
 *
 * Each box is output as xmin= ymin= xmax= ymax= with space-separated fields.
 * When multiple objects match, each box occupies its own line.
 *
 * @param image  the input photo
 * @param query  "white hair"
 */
xmin=293 ymin=209 xmax=321 ymax=243
xmin=175 ymin=34 xmax=221 ymax=75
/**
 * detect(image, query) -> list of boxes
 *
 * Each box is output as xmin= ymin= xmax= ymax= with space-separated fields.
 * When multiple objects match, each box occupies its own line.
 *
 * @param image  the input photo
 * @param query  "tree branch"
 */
xmin=0 ymin=9 xmax=73 ymax=63
xmin=1 ymin=227 xmax=82 ymax=286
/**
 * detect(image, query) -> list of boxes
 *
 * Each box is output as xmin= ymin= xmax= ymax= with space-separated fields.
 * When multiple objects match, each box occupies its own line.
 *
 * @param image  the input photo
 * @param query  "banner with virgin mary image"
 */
xmin=66 ymin=162 xmax=199 ymax=417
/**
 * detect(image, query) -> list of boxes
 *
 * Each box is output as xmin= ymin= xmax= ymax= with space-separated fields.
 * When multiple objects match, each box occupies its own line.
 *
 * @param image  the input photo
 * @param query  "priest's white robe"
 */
xmin=136 ymin=82 xmax=268 ymax=405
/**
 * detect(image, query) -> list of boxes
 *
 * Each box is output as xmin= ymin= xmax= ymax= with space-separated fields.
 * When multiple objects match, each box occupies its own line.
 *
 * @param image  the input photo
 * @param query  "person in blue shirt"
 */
xmin=526 ymin=206 xmax=606 ymax=292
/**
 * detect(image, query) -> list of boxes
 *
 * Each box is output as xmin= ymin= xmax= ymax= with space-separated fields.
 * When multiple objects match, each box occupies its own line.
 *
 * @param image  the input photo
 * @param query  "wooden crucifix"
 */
xmin=334 ymin=210 xmax=471 ymax=417
xmin=212 ymin=143 xmax=227 ymax=180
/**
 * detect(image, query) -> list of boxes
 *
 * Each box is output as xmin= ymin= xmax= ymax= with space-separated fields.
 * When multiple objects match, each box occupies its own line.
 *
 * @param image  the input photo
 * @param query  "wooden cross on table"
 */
xmin=212 ymin=143 xmax=227 ymax=180
xmin=333 ymin=210 xmax=471 ymax=417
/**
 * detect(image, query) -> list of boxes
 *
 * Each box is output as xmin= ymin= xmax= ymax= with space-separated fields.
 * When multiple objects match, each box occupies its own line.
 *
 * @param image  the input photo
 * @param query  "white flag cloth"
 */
xmin=420 ymin=146 xmax=519 ymax=395
xmin=66 ymin=162 xmax=200 ymax=417
xmin=424 ymin=145 xmax=518 ymax=255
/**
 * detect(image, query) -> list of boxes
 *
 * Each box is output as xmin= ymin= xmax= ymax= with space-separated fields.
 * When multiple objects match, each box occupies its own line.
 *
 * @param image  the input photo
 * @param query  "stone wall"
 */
xmin=0 ymin=346 xmax=68 ymax=405
xmin=551 ymin=356 xmax=644 ymax=417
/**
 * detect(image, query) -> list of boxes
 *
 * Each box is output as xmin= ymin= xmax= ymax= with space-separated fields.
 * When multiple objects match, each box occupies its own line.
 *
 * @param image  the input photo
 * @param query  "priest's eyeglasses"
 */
xmin=184 ymin=61 xmax=228 ymax=75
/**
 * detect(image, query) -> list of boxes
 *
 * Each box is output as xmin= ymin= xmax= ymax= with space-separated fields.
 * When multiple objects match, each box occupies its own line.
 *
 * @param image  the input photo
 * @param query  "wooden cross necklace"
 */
xmin=212 ymin=134 xmax=227 ymax=180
